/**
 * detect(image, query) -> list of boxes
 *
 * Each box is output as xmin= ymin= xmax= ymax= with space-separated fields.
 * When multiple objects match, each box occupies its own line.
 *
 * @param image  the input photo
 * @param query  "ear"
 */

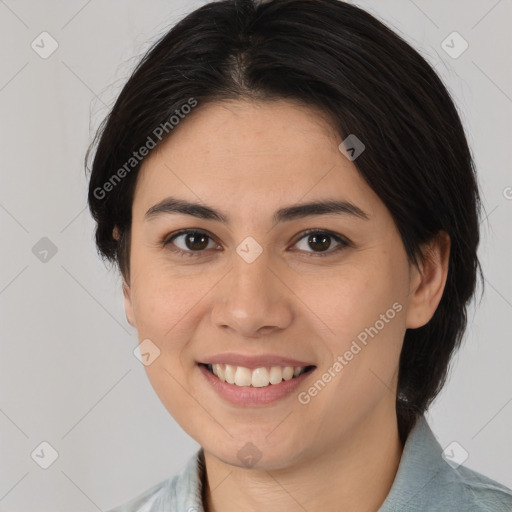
xmin=123 ymin=279 xmax=137 ymax=328
xmin=114 ymin=225 xmax=135 ymax=328
xmin=405 ymin=231 xmax=450 ymax=329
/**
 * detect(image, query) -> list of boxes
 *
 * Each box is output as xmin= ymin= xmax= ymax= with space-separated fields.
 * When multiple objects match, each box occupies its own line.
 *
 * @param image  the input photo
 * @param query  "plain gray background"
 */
xmin=0 ymin=0 xmax=511 ymax=510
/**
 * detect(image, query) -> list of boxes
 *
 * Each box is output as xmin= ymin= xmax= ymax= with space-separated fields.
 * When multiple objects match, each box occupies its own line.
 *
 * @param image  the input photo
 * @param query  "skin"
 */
xmin=121 ymin=99 xmax=450 ymax=512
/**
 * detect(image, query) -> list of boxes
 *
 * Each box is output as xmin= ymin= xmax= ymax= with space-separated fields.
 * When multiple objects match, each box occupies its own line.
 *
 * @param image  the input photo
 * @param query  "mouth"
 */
xmin=198 ymin=362 xmax=316 ymax=388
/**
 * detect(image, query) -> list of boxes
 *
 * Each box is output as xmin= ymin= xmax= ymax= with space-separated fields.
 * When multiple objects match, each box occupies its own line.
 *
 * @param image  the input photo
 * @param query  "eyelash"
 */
xmin=161 ymin=228 xmax=350 ymax=258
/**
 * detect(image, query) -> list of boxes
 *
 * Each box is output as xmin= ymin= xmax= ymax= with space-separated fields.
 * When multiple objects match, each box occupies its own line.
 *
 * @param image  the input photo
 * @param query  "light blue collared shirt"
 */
xmin=106 ymin=416 xmax=512 ymax=511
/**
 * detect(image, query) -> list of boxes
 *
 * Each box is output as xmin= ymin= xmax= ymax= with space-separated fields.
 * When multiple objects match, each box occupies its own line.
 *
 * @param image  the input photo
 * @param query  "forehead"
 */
xmin=132 ymin=99 xmax=380 ymax=221
xmin=145 ymin=99 xmax=340 ymax=166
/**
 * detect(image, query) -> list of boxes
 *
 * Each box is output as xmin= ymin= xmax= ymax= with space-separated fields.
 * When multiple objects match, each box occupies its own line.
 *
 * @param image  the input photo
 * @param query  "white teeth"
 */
xmin=251 ymin=367 xmax=270 ymax=387
xmin=224 ymin=364 xmax=236 ymax=384
xmin=282 ymin=366 xmax=294 ymax=381
xmin=234 ymin=366 xmax=252 ymax=386
xmin=213 ymin=364 xmax=225 ymax=381
xmin=269 ymin=366 xmax=284 ymax=385
xmin=207 ymin=364 xmax=307 ymax=387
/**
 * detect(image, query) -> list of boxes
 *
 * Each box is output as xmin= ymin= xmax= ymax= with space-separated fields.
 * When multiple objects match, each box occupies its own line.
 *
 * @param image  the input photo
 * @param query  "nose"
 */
xmin=210 ymin=250 xmax=294 ymax=338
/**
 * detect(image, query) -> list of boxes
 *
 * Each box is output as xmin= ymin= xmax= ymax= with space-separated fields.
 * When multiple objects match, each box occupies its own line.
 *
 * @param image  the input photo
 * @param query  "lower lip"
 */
xmin=198 ymin=363 xmax=316 ymax=407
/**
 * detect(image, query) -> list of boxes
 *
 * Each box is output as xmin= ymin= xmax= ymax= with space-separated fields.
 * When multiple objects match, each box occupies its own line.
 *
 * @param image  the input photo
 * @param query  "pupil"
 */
xmin=309 ymin=233 xmax=330 ymax=251
xmin=186 ymin=232 xmax=209 ymax=250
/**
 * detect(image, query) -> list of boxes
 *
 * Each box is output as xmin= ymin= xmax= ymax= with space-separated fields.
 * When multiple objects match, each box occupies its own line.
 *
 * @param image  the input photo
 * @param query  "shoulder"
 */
xmin=104 ymin=476 xmax=177 ymax=512
xmin=379 ymin=416 xmax=512 ymax=511
xmin=431 ymin=462 xmax=512 ymax=511
xmin=104 ymin=448 xmax=205 ymax=512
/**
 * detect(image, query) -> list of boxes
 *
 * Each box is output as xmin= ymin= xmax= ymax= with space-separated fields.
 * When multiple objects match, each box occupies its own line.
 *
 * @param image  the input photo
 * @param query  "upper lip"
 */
xmin=199 ymin=352 xmax=315 ymax=369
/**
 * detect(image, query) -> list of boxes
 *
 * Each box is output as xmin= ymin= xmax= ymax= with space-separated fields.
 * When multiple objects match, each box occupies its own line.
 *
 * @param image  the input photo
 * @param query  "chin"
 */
xmin=204 ymin=433 xmax=306 ymax=471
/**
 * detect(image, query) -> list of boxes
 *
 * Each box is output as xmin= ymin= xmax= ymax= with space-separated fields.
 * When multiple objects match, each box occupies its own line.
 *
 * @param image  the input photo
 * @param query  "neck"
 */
xmin=202 ymin=406 xmax=403 ymax=512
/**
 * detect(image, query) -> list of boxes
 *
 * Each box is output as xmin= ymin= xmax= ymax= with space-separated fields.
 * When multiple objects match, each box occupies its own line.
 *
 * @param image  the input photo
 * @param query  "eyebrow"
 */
xmin=144 ymin=196 xmax=369 ymax=224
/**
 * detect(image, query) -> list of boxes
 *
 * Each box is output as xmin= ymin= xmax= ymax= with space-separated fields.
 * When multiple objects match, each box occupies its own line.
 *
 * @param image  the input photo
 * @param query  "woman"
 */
xmin=87 ymin=0 xmax=512 ymax=510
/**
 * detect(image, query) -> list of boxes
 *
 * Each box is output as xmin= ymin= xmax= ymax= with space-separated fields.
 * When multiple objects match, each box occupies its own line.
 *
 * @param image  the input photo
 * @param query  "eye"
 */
xmin=163 ymin=229 xmax=220 ymax=257
xmin=292 ymin=229 xmax=349 ymax=257
xmin=162 ymin=228 xmax=350 ymax=258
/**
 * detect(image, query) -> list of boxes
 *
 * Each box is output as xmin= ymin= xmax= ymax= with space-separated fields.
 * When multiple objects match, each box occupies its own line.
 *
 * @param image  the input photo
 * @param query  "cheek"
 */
xmin=129 ymin=259 xmax=226 ymax=357
xmin=327 ymin=263 xmax=408 ymax=399
xmin=131 ymin=277 xmax=195 ymax=341
xmin=299 ymin=256 xmax=408 ymax=349
xmin=302 ymin=251 xmax=408 ymax=400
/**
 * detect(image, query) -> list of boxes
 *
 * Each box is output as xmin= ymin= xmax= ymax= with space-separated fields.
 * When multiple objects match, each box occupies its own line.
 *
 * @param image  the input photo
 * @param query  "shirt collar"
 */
xmin=177 ymin=445 xmax=206 ymax=512
xmin=378 ymin=415 xmax=445 ymax=511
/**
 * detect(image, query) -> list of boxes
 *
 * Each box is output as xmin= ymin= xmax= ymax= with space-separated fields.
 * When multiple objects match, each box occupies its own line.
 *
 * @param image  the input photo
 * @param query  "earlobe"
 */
xmin=405 ymin=231 xmax=451 ymax=329
xmin=123 ymin=281 xmax=136 ymax=328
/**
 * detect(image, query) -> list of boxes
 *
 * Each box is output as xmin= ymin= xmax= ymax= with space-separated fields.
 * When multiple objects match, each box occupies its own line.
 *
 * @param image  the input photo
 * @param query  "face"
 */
xmin=122 ymin=99 xmax=443 ymax=470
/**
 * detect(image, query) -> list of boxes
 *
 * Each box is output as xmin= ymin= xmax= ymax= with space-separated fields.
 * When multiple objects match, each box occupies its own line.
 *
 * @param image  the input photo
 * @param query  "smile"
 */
xmin=202 ymin=363 xmax=315 ymax=388
xmin=198 ymin=362 xmax=317 ymax=406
